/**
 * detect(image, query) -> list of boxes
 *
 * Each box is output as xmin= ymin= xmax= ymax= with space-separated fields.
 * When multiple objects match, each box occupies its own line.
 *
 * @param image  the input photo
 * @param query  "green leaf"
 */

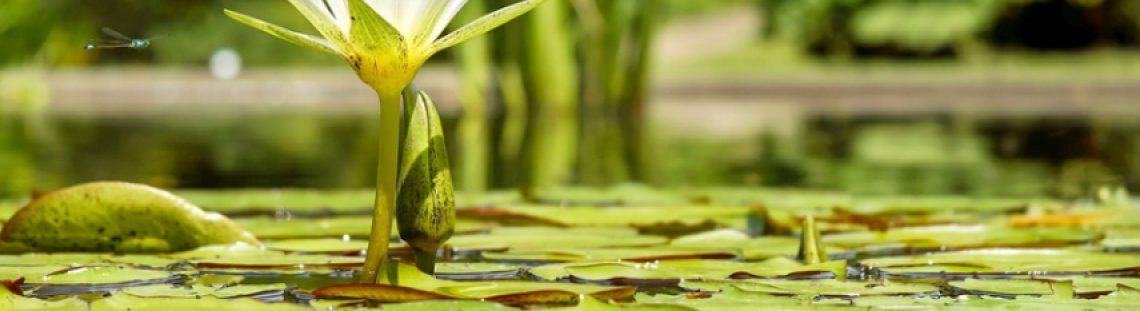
xmin=192 ymin=255 xmax=363 ymax=273
xmin=862 ymin=249 xmax=1140 ymax=274
xmin=550 ymin=295 xmax=698 ymax=311
xmin=223 ymin=9 xmax=340 ymax=56
xmin=447 ymin=228 xmax=666 ymax=252
xmin=431 ymin=0 xmax=550 ymax=54
xmin=90 ymin=294 xmax=312 ymax=311
xmin=683 ymin=279 xmax=939 ymax=296
xmin=670 ymin=232 xmax=845 ymax=260
xmin=482 ymin=247 xmax=738 ymax=262
xmin=122 ymin=284 xmax=288 ymax=299
xmin=529 ymin=258 xmax=844 ymax=281
xmin=0 ymin=182 xmax=259 ymax=253
xmin=367 ymin=300 xmax=518 ymax=311
xmin=35 ymin=266 xmax=188 ymax=285
xmin=0 ymin=291 xmax=86 ymax=311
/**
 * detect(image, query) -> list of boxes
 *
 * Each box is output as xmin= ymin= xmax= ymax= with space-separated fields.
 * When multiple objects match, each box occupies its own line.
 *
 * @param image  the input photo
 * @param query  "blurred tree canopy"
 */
xmin=759 ymin=0 xmax=1140 ymax=57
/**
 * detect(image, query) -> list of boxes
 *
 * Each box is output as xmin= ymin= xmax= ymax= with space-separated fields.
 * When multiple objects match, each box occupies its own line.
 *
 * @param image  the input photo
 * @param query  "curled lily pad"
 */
xmin=0 ymin=182 xmax=259 ymax=253
xmin=529 ymin=258 xmax=845 ymax=281
xmin=482 ymin=247 xmax=738 ymax=263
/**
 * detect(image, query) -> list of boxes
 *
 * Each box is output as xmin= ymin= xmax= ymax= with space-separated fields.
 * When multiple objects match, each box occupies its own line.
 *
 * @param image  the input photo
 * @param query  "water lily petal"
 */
xmin=323 ymin=0 xmax=352 ymax=33
xmin=346 ymin=0 xmax=416 ymax=91
xmin=286 ymin=0 xmax=346 ymax=36
xmin=224 ymin=9 xmax=341 ymax=56
xmin=431 ymin=0 xmax=548 ymax=54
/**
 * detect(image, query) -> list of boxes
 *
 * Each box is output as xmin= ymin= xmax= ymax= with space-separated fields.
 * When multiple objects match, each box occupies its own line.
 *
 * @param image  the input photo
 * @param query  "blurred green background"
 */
xmin=2 ymin=0 xmax=1140 ymax=200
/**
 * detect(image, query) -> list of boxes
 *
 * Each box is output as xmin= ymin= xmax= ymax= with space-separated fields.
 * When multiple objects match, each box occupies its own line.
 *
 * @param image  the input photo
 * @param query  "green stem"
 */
xmin=362 ymin=88 xmax=402 ymax=284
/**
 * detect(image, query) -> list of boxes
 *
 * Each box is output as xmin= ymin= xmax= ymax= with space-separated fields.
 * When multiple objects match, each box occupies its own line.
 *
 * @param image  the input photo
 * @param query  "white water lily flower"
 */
xmin=226 ymin=0 xmax=547 ymax=94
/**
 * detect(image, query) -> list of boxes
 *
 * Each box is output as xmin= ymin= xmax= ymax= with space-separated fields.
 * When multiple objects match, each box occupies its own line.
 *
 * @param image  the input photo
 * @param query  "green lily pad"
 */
xmin=0 ymin=254 xmax=106 ymax=266
xmin=175 ymin=189 xmax=373 ymax=213
xmin=550 ymin=295 xmax=698 ymax=311
xmin=950 ymin=277 xmax=1140 ymax=296
xmin=234 ymin=217 xmax=377 ymax=239
xmin=529 ymin=258 xmax=844 ymax=281
xmin=0 ymin=294 xmax=86 ymax=311
xmin=0 ymin=265 xmax=74 ymax=281
xmin=458 ymin=205 xmax=751 ymax=230
xmin=262 ymin=239 xmax=407 ymax=254
xmin=447 ymin=229 xmax=667 ymax=252
xmin=167 ymin=244 xmax=285 ymax=259
xmin=314 ymin=263 xmax=636 ymax=305
xmin=34 ymin=266 xmax=188 ymax=285
xmin=90 ymin=294 xmax=312 ymax=311
xmin=862 ymin=249 xmax=1140 ymax=274
xmin=823 ymin=226 xmax=1096 ymax=249
xmin=122 ymin=284 xmax=288 ymax=298
xmin=482 ymin=247 xmax=738 ymax=262
xmin=670 ymin=230 xmax=846 ymax=260
xmin=353 ymin=300 xmax=518 ymax=311
xmin=193 ymin=255 xmax=363 ymax=273
xmin=682 ymin=279 xmax=939 ymax=296
xmin=0 ymin=182 xmax=260 ymax=253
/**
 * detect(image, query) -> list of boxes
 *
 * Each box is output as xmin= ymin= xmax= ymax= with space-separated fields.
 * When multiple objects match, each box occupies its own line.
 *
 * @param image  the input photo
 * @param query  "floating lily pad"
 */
xmin=447 ymin=228 xmax=667 ymax=252
xmin=262 ymin=239 xmax=407 ymax=254
xmin=682 ymin=279 xmax=939 ymax=297
xmin=550 ymin=295 xmax=698 ymax=311
xmin=0 ymin=254 xmax=106 ymax=266
xmin=314 ymin=263 xmax=636 ymax=306
xmin=458 ymin=205 xmax=751 ymax=230
xmin=167 ymin=244 xmax=285 ymax=259
xmin=862 ymin=249 xmax=1140 ymax=276
xmin=34 ymin=266 xmax=188 ymax=285
xmin=435 ymin=263 xmax=526 ymax=280
xmin=234 ymin=217 xmax=377 ymax=239
xmin=0 ymin=283 xmax=87 ymax=311
xmin=90 ymin=294 xmax=312 ymax=311
xmin=529 ymin=258 xmax=844 ymax=281
xmin=669 ymin=230 xmax=846 ymax=260
xmin=193 ymin=255 xmax=363 ymax=273
xmin=950 ymin=277 xmax=1140 ymax=296
xmin=823 ymin=226 xmax=1096 ymax=250
xmin=175 ymin=189 xmax=374 ymax=213
xmin=0 ymin=265 xmax=73 ymax=281
xmin=482 ymin=247 xmax=738 ymax=262
xmin=122 ymin=283 xmax=288 ymax=298
xmin=358 ymin=300 xmax=518 ymax=311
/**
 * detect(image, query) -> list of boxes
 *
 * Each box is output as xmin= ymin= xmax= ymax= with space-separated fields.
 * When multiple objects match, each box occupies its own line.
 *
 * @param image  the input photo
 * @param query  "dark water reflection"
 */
xmin=2 ymin=110 xmax=1138 ymax=198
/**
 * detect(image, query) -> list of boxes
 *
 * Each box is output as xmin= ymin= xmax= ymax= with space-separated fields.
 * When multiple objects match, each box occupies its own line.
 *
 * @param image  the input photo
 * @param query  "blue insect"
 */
xmin=85 ymin=27 xmax=165 ymax=50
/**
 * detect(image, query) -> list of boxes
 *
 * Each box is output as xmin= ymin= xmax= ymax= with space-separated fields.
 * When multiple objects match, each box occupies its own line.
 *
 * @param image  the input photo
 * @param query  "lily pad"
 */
xmin=351 ymin=300 xmax=519 ymax=310
xmin=0 ymin=265 xmax=74 ymax=281
xmin=90 ymin=294 xmax=312 ymax=311
xmin=950 ymin=277 xmax=1140 ymax=296
xmin=482 ymin=247 xmax=738 ymax=262
xmin=447 ymin=228 xmax=667 ymax=252
xmin=669 ymin=230 xmax=846 ymax=260
xmin=862 ymin=249 xmax=1140 ymax=275
xmin=550 ymin=295 xmax=698 ymax=311
xmin=823 ymin=226 xmax=1096 ymax=250
xmin=34 ymin=266 xmax=188 ymax=285
xmin=529 ymin=258 xmax=845 ymax=281
xmin=0 ymin=182 xmax=260 ymax=253
xmin=122 ymin=283 xmax=288 ymax=298
xmin=458 ymin=205 xmax=751 ymax=231
xmin=262 ymin=239 xmax=407 ymax=254
xmin=193 ymin=255 xmax=363 ymax=273
xmin=0 ymin=284 xmax=87 ymax=311
xmin=682 ymin=279 xmax=939 ymax=297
